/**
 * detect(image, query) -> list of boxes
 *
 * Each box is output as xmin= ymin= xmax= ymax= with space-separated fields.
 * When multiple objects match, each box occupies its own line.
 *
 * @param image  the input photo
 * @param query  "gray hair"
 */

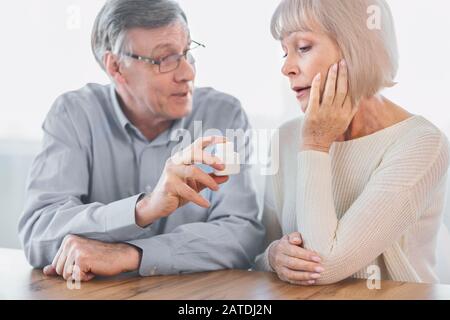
xmin=271 ymin=0 xmax=398 ymax=102
xmin=91 ymin=0 xmax=188 ymax=70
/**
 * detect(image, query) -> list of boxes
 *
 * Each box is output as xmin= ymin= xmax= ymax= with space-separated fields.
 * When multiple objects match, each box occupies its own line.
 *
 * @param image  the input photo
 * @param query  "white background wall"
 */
xmin=0 ymin=0 xmax=449 ymax=249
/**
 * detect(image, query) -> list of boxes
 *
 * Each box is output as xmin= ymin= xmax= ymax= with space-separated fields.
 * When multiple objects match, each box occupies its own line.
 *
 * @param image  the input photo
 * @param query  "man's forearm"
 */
xmin=20 ymin=193 xmax=150 ymax=268
xmin=127 ymin=217 xmax=262 ymax=276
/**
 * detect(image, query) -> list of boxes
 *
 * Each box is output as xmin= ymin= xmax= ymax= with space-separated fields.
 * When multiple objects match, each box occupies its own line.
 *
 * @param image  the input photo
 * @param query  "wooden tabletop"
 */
xmin=1 ymin=248 xmax=450 ymax=300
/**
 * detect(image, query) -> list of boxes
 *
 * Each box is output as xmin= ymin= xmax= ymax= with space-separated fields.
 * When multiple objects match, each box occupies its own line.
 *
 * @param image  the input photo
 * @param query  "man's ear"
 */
xmin=104 ymin=52 xmax=127 ymax=84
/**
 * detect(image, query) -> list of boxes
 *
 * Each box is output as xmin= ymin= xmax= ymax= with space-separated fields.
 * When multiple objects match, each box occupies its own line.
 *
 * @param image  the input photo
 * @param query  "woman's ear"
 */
xmin=104 ymin=52 xmax=127 ymax=84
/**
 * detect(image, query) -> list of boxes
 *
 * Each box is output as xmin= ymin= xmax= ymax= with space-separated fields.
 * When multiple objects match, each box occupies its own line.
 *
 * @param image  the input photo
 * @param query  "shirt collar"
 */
xmin=110 ymin=84 xmax=130 ymax=131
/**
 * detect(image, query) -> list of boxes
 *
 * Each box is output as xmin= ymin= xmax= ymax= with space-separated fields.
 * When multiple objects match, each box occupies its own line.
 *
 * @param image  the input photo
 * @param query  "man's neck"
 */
xmin=115 ymin=89 xmax=173 ymax=142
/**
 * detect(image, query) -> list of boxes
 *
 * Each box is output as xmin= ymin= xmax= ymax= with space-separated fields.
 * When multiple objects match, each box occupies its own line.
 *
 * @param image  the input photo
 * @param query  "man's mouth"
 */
xmin=172 ymin=92 xmax=190 ymax=97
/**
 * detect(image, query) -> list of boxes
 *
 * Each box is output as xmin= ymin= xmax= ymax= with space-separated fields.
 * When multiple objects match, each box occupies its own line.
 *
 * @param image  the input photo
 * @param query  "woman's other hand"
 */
xmin=268 ymin=232 xmax=324 ymax=285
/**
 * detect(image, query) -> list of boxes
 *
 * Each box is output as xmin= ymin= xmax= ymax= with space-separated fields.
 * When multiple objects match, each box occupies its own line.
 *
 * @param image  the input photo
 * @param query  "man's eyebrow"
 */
xmin=151 ymin=40 xmax=192 ymax=53
xmin=151 ymin=43 xmax=177 ymax=52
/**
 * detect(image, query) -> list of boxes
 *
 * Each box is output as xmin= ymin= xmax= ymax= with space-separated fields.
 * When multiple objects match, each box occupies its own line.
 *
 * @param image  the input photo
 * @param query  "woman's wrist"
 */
xmin=300 ymin=141 xmax=331 ymax=153
xmin=268 ymin=240 xmax=280 ymax=271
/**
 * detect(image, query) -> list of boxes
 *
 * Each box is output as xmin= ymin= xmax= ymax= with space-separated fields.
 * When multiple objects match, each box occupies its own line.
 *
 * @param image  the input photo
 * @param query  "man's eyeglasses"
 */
xmin=123 ymin=40 xmax=205 ymax=73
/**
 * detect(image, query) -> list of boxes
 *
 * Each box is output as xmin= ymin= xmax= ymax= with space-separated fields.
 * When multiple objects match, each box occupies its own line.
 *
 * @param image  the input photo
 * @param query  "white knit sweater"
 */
xmin=254 ymin=115 xmax=450 ymax=284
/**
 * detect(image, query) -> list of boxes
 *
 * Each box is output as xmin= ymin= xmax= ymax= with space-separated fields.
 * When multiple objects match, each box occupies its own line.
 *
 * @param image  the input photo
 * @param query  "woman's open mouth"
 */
xmin=294 ymin=86 xmax=311 ymax=100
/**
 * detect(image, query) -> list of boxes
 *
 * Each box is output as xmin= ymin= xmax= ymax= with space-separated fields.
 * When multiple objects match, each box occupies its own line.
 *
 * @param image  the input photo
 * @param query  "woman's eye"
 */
xmin=299 ymin=46 xmax=311 ymax=53
xmin=282 ymin=45 xmax=311 ymax=58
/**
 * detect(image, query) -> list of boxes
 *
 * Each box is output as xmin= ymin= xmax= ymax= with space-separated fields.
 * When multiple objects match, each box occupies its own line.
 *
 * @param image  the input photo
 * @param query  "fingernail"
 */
xmin=315 ymin=266 xmax=325 ymax=273
xmin=43 ymin=265 xmax=54 ymax=275
xmin=308 ymin=280 xmax=316 ymax=285
xmin=312 ymin=256 xmax=322 ymax=263
xmin=311 ymin=273 xmax=321 ymax=279
xmin=332 ymin=63 xmax=338 ymax=72
xmin=340 ymin=59 xmax=346 ymax=67
xmin=293 ymin=237 xmax=301 ymax=242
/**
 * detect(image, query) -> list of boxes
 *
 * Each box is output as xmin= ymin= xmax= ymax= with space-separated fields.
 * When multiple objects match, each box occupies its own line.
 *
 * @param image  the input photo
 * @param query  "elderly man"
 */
xmin=18 ymin=0 xmax=264 ymax=282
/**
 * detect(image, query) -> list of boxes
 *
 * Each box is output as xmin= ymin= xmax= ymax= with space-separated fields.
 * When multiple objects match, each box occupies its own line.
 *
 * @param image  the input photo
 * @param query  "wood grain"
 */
xmin=1 ymin=248 xmax=449 ymax=300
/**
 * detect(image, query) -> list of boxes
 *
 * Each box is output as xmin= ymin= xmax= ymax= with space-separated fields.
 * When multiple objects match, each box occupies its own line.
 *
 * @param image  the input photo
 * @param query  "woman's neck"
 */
xmin=338 ymin=95 xmax=413 ymax=142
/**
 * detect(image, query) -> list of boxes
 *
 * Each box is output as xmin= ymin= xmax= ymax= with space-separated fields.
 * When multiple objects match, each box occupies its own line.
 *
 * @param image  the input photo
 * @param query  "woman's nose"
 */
xmin=281 ymin=55 xmax=300 ymax=77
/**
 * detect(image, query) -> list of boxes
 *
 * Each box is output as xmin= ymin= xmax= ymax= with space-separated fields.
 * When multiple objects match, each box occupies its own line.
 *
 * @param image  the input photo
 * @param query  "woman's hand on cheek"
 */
xmin=268 ymin=233 xmax=324 ymax=286
xmin=300 ymin=59 xmax=358 ymax=153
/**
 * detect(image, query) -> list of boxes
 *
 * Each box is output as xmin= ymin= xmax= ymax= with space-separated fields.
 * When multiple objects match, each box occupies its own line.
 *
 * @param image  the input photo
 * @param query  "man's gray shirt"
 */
xmin=18 ymin=83 xmax=264 ymax=276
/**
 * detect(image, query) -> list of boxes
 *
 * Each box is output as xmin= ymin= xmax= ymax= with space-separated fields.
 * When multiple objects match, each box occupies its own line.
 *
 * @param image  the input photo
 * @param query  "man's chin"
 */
xmin=167 ymin=104 xmax=192 ymax=120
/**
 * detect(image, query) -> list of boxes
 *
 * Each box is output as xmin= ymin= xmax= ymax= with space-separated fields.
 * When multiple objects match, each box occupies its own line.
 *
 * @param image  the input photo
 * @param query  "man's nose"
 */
xmin=175 ymin=56 xmax=195 ymax=82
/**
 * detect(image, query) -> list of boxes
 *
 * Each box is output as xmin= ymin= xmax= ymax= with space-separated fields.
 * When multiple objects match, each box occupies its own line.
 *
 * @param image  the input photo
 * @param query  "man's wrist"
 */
xmin=121 ymin=243 xmax=142 ymax=272
xmin=135 ymin=193 xmax=157 ymax=227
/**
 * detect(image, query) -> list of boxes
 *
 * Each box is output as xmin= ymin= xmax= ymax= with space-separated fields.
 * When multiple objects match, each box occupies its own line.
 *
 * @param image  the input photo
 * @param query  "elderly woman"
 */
xmin=254 ymin=0 xmax=450 ymax=285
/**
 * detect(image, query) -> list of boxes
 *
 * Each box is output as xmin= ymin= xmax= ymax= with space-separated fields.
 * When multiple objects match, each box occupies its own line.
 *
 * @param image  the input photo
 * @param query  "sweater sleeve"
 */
xmin=253 ymin=132 xmax=285 ymax=272
xmin=296 ymin=131 xmax=449 ymax=285
xmin=253 ymin=172 xmax=283 ymax=271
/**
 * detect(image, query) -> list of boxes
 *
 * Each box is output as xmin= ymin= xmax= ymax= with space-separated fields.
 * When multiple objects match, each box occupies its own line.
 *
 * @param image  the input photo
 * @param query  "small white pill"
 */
xmin=213 ymin=142 xmax=241 ymax=176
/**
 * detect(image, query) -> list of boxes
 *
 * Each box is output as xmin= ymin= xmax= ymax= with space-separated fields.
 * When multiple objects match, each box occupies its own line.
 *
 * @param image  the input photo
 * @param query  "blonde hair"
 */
xmin=271 ymin=0 xmax=398 ymax=102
